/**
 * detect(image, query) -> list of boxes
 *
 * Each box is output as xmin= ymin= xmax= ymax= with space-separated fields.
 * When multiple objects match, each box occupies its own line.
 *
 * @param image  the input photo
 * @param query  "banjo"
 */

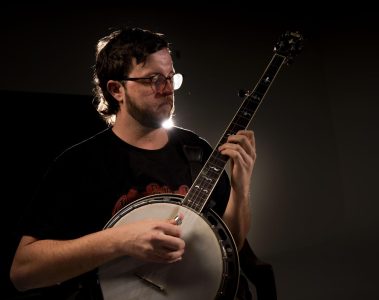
xmin=98 ymin=31 xmax=303 ymax=300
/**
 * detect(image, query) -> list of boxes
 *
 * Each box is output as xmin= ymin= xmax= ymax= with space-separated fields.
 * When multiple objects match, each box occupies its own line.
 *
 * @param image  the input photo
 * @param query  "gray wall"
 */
xmin=1 ymin=4 xmax=378 ymax=300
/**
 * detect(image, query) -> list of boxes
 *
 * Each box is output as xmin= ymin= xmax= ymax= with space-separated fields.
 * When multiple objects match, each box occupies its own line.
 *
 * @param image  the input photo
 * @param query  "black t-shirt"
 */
xmin=18 ymin=126 xmax=231 ymax=298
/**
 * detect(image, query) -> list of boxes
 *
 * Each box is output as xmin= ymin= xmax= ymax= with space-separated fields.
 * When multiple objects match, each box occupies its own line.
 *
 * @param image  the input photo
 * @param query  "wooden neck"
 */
xmin=183 ymin=53 xmax=287 ymax=213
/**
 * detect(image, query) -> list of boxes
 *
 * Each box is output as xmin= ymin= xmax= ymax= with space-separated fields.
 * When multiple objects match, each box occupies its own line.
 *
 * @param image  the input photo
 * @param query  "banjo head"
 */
xmin=98 ymin=194 xmax=239 ymax=300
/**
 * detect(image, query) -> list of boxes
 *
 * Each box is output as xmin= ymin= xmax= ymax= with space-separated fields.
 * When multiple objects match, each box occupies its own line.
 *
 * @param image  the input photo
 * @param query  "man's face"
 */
xmin=123 ymin=48 xmax=176 ymax=129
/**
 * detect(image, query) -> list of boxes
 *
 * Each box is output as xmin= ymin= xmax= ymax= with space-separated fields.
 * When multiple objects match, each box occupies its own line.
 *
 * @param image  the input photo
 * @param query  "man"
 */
xmin=10 ymin=27 xmax=256 ymax=299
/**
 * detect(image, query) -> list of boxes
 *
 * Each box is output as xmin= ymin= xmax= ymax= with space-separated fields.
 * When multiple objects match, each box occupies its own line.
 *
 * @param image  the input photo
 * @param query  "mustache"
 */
xmin=160 ymin=96 xmax=173 ymax=106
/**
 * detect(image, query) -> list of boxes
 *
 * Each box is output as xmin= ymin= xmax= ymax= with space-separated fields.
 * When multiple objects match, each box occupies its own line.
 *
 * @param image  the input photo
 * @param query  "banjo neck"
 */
xmin=182 ymin=31 xmax=304 ymax=214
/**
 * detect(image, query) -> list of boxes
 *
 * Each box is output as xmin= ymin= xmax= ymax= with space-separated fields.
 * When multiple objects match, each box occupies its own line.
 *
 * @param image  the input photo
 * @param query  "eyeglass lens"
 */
xmin=153 ymin=73 xmax=183 ymax=91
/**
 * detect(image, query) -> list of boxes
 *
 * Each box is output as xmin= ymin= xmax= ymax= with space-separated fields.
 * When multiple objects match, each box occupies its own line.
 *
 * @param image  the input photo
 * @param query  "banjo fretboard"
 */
xmin=182 ymin=54 xmax=287 ymax=213
xmin=182 ymin=31 xmax=304 ymax=213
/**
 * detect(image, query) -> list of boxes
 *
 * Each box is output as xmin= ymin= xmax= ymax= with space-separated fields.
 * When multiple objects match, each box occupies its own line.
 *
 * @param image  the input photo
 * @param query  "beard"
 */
xmin=125 ymin=96 xmax=174 ymax=129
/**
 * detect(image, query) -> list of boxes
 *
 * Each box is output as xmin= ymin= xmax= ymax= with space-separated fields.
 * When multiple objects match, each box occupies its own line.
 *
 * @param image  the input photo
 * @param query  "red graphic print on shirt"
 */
xmin=112 ymin=183 xmax=189 ymax=216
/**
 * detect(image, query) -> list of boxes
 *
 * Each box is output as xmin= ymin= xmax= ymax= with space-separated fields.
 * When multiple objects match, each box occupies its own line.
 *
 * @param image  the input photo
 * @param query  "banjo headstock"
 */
xmin=274 ymin=31 xmax=304 ymax=65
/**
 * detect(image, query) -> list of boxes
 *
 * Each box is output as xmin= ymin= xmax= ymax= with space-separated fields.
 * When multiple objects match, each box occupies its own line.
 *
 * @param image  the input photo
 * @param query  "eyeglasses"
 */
xmin=121 ymin=73 xmax=183 ymax=93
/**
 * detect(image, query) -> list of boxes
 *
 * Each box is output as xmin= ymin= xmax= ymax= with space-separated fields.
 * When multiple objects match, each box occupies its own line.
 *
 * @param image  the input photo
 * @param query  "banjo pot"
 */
xmin=98 ymin=194 xmax=239 ymax=300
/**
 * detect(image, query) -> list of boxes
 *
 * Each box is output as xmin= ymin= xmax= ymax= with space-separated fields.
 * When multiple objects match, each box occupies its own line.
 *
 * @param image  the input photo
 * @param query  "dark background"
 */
xmin=1 ymin=3 xmax=378 ymax=300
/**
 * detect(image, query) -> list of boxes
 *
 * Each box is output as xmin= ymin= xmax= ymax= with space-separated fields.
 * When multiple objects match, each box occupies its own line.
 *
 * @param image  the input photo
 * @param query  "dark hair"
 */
xmin=93 ymin=27 xmax=169 ymax=125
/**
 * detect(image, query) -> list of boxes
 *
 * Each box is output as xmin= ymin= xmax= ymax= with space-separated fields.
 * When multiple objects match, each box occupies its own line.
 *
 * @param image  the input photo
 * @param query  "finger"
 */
xmin=233 ymin=130 xmax=254 ymax=141
xmin=243 ymin=130 xmax=256 ymax=155
xmin=231 ymin=130 xmax=254 ymax=146
xmin=222 ymin=132 xmax=256 ymax=159
xmin=149 ymin=248 xmax=184 ymax=263
xmin=228 ymin=132 xmax=254 ymax=152
xmin=166 ymin=249 xmax=185 ymax=263
xmin=167 ymin=212 xmax=184 ymax=226
xmin=155 ymin=233 xmax=185 ymax=251
xmin=156 ymin=222 xmax=182 ymax=237
xmin=219 ymin=142 xmax=252 ymax=166
xmin=149 ymin=237 xmax=185 ymax=263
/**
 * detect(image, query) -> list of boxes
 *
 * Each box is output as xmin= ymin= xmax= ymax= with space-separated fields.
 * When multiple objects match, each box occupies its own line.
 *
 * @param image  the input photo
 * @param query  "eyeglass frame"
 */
xmin=120 ymin=73 xmax=183 ymax=93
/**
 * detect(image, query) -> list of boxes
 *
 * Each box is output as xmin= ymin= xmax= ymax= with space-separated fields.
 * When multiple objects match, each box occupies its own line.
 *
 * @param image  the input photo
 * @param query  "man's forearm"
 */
xmin=222 ymin=190 xmax=251 ymax=250
xmin=10 ymin=228 xmax=119 ymax=291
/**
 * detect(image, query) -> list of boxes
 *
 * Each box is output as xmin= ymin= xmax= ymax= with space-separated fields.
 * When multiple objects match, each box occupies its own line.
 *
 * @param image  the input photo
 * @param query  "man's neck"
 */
xmin=112 ymin=120 xmax=169 ymax=150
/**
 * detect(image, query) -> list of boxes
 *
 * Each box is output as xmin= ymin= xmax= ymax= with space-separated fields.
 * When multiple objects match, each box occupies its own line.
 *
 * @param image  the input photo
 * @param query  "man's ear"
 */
xmin=107 ymin=80 xmax=124 ymax=101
